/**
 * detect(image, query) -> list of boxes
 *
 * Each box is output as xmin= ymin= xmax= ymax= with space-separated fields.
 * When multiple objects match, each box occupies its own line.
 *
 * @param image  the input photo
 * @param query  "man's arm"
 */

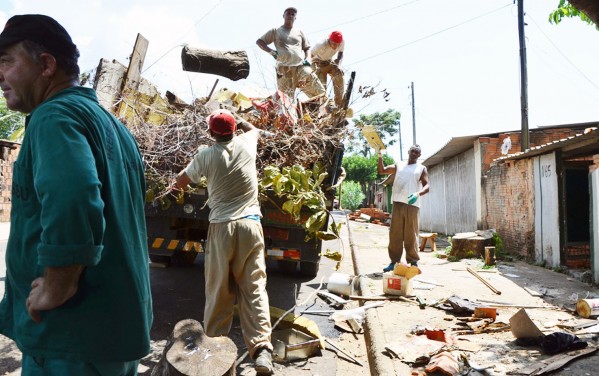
xmin=27 ymin=265 xmax=84 ymax=323
xmin=256 ymin=38 xmax=277 ymax=58
xmin=174 ymin=170 xmax=192 ymax=191
xmin=334 ymin=51 xmax=344 ymax=65
xmin=378 ymin=153 xmax=396 ymax=175
xmin=418 ymin=167 xmax=430 ymax=197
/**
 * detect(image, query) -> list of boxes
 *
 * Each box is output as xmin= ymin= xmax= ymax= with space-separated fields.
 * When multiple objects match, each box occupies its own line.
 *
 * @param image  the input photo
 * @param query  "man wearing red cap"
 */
xmin=256 ymin=7 xmax=326 ymax=102
xmin=175 ymin=110 xmax=274 ymax=374
xmin=0 ymin=14 xmax=152 ymax=375
xmin=311 ymin=31 xmax=345 ymax=107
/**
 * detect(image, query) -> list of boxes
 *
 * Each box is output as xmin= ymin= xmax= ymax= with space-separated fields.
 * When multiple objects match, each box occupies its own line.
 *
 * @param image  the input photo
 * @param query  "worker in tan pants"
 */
xmin=378 ymin=145 xmax=430 ymax=272
xmin=175 ymin=110 xmax=274 ymax=374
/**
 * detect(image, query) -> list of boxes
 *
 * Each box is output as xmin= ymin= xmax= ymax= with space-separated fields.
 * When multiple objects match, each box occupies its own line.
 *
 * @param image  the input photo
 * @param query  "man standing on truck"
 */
xmin=310 ymin=31 xmax=345 ymax=107
xmin=256 ymin=6 xmax=326 ymax=102
xmin=378 ymin=145 xmax=430 ymax=272
xmin=174 ymin=109 xmax=274 ymax=374
xmin=0 ymin=14 xmax=152 ymax=374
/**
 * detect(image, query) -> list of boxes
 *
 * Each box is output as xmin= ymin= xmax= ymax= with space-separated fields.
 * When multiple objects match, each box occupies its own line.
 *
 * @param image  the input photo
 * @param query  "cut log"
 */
xmin=181 ymin=46 xmax=249 ymax=81
xmin=151 ymin=319 xmax=237 ymax=376
xmin=450 ymin=232 xmax=493 ymax=259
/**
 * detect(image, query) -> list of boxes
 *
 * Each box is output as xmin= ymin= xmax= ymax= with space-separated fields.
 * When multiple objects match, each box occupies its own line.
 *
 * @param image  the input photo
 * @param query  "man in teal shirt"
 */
xmin=0 ymin=15 xmax=152 ymax=375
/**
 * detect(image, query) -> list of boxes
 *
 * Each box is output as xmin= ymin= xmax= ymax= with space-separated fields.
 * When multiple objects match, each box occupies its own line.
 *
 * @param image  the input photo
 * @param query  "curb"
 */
xmin=346 ymin=216 xmax=395 ymax=376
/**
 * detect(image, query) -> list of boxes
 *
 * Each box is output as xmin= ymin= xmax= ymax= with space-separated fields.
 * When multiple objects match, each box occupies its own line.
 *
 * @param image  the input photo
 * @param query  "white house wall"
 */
xmin=421 ymin=149 xmax=477 ymax=235
xmin=592 ymin=168 xmax=599 ymax=283
xmin=533 ymin=152 xmax=560 ymax=267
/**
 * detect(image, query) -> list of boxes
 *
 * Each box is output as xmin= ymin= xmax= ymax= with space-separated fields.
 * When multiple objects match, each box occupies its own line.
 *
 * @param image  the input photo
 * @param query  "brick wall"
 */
xmin=0 ymin=142 xmax=20 ymax=222
xmin=478 ymin=129 xmax=583 ymax=172
xmin=484 ymin=158 xmax=535 ymax=258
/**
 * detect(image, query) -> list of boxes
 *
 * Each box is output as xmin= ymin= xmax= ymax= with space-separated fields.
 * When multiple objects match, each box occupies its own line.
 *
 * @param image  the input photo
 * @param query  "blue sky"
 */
xmin=2 ymin=0 xmax=598 ymax=160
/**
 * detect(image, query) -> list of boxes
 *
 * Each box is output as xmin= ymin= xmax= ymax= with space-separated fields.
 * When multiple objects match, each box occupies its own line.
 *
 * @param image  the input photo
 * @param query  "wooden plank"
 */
xmin=123 ymin=33 xmax=149 ymax=91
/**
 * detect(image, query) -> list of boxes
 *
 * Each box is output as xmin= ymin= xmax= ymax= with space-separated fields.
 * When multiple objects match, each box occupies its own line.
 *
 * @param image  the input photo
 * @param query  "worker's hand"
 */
xmin=270 ymin=50 xmax=278 ymax=60
xmin=27 ymin=277 xmax=76 ymax=323
xmin=408 ymin=192 xmax=419 ymax=205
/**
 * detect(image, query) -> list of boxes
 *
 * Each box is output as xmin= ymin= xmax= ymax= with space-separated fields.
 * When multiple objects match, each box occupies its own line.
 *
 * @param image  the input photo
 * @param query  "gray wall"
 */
xmin=420 ymin=149 xmax=477 ymax=235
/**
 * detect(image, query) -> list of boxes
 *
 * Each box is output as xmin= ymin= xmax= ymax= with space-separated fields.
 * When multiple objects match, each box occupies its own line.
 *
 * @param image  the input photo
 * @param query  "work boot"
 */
xmin=410 ymin=261 xmax=419 ymax=267
xmin=255 ymin=348 xmax=274 ymax=375
xmin=383 ymin=262 xmax=395 ymax=273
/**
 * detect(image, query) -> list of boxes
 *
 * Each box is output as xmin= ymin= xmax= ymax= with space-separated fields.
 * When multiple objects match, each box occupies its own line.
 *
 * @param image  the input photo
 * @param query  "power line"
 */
xmin=527 ymin=14 xmax=599 ymax=92
xmin=308 ymin=0 xmax=423 ymax=35
xmin=347 ymin=3 xmax=512 ymax=67
xmin=142 ymin=0 xmax=225 ymax=73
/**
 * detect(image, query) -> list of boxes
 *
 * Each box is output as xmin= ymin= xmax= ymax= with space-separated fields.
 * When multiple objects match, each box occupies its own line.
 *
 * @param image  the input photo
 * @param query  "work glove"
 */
xmin=270 ymin=51 xmax=278 ymax=60
xmin=408 ymin=192 xmax=419 ymax=205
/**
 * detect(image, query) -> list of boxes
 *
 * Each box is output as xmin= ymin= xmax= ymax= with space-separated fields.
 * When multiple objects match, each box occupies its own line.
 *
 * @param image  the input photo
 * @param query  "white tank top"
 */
xmin=391 ymin=162 xmax=425 ymax=207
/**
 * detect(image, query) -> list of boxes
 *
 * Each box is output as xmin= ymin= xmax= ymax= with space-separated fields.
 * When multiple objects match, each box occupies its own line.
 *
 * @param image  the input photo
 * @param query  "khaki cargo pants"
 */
xmin=204 ymin=218 xmax=273 ymax=358
xmin=388 ymin=201 xmax=421 ymax=264
xmin=313 ymin=61 xmax=345 ymax=106
xmin=276 ymin=64 xmax=325 ymax=101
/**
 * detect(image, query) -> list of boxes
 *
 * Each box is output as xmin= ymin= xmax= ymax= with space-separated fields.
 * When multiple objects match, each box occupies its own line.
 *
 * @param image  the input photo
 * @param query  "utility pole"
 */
xmin=411 ymin=81 xmax=416 ymax=146
xmin=398 ymin=119 xmax=403 ymax=161
xmin=517 ymin=0 xmax=529 ymax=150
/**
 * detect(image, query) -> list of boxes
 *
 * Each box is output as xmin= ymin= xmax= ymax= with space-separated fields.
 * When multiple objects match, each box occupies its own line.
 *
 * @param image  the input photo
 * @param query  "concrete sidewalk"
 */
xmin=0 ymin=222 xmax=10 ymax=241
xmin=347 ymin=218 xmax=599 ymax=375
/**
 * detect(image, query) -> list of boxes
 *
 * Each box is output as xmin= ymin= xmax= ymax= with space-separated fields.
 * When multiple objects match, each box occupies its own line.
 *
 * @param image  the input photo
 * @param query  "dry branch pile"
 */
xmin=122 ymin=94 xmax=349 ymax=196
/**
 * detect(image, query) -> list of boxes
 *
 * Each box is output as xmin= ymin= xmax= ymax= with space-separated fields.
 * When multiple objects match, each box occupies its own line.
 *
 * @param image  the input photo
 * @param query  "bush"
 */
xmin=341 ymin=180 xmax=365 ymax=211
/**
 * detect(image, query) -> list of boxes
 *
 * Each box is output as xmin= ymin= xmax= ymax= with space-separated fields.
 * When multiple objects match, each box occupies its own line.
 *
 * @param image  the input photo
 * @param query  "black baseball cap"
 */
xmin=0 ymin=14 xmax=78 ymax=57
xmin=284 ymin=7 xmax=297 ymax=14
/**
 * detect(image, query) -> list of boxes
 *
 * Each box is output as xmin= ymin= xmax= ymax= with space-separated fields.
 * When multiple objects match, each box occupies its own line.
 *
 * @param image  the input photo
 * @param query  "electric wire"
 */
xmin=527 ymin=14 xmax=599 ymax=92
xmin=142 ymin=0 xmax=225 ymax=73
xmin=346 ymin=3 xmax=512 ymax=67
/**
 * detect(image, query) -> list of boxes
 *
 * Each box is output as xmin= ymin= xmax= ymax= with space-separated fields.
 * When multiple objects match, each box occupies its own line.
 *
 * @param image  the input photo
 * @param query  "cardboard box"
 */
xmin=383 ymin=272 xmax=413 ymax=296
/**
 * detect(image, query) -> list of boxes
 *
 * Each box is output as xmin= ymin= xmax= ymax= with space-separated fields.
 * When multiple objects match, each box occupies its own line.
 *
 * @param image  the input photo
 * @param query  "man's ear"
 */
xmin=38 ymin=52 xmax=58 ymax=78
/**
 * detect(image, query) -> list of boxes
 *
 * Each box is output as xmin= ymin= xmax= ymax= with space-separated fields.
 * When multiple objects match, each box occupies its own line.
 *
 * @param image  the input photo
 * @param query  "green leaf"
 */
xmin=305 ymin=210 xmax=327 ymax=233
xmin=316 ymin=231 xmax=338 ymax=241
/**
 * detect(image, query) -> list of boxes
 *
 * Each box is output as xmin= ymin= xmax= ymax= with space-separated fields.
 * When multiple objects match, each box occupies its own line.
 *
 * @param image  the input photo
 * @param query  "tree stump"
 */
xmin=181 ymin=46 xmax=249 ymax=81
xmin=450 ymin=232 xmax=488 ymax=259
xmin=151 ymin=319 xmax=237 ymax=376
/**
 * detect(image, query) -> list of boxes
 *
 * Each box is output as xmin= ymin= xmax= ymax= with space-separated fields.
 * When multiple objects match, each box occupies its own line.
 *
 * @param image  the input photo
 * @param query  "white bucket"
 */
xmin=576 ymin=299 xmax=599 ymax=318
xmin=327 ymin=272 xmax=357 ymax=297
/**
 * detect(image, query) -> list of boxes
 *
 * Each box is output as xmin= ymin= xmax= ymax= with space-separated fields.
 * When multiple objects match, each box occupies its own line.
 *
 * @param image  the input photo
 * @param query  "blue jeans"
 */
xmin=22 ymin=355 xmax=139 ymax=376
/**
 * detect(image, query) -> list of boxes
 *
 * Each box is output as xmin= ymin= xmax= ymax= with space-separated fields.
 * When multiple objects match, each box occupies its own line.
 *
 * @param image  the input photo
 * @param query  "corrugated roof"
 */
xmin=495 ymin=127 xmax=599 ymax=162
xmin=422 ymin=121 xmax=599 ymax=168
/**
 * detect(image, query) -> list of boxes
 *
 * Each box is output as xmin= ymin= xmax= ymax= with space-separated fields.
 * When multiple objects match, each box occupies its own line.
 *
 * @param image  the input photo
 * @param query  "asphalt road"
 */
xmin=0 ymin=218 xmax=358 ymax=376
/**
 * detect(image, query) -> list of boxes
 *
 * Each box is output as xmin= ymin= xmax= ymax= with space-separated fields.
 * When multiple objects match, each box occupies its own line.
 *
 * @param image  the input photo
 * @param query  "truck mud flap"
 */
xmin=148 ymin=237 xmax=204 ymax=254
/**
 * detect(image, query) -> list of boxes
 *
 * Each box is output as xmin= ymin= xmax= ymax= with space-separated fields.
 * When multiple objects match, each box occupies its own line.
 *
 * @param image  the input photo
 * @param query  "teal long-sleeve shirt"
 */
xmin=0 ymin=86 xmax=152 ymax=361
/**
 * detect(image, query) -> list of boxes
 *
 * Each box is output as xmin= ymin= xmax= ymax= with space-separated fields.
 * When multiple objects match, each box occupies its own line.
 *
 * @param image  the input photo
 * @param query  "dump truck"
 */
xmin=93 ymin=40 xmax=353 ymax=277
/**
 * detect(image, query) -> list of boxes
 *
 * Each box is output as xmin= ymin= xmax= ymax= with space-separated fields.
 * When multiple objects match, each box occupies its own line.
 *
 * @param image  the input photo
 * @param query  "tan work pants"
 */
xmin=204 ymin=219 xmax=273 ymax=358
xmin=276 ymin=65 xmax=325 ymax=100
xmin=314 ymin=62 xmax=345 ymax=106
xmin=388 ymin=202 xmax=420 ymax=264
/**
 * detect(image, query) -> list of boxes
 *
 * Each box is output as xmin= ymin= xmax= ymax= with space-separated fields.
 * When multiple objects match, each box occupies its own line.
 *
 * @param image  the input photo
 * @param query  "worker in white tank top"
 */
xmin=378 ymin=145 xmax=430 ymax=272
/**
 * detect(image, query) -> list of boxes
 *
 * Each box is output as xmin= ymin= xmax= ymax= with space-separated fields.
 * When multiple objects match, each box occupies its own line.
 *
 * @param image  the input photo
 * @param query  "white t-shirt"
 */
xmin=391 ymin=162 xmax=426 ymax=207
xmin=311 ymin=38 xmax=345 ymax=61
xmin=260 ymin=26 xmax=308 ymax=67
xmin=184 ymin=130 xmax=262 ymax=222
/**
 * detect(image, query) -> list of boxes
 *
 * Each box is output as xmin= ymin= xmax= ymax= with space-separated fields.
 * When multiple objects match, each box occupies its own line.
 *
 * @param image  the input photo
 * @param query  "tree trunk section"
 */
xmin=450 ymin=232 xmax=487 ymax=259
xmin=181 ymin=46 xmax=249 ymax=81
xmin=151 ymin=319 xmax=237 ymax=376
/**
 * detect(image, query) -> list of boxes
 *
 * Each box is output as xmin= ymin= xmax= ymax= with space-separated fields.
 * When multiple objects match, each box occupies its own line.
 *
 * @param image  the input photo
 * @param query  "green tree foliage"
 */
xmin=342 ymin=154 xmax=395 ymax=196
xmin=341 ymin=180 xmax=365 ymax=211
xmin=346 ymin=109 xmax=401 ymax=157
xmin=549 ymin=0 xmax=597 ymax=28
xmin=0 ymin=96 xmax=26 ymax=140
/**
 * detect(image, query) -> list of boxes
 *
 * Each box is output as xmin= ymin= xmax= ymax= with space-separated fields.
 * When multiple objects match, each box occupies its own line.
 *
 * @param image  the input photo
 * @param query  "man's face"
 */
xmin=328 ymin=40 xmax=340 ymax=49
xmin=283 ymin=10 xmax=297 ymax=23
xmin=0 ymin=42 xmax=44 ymax=113
xmin=408 ymin=147 xmax=421 ymax=160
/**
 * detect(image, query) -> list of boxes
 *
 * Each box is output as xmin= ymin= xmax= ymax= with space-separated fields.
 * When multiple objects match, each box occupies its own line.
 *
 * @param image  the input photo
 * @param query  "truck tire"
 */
xmin=299 ymin=261 xmax=319 ymax=277
xmin=277 ymin=260 xmax=298 ymax=274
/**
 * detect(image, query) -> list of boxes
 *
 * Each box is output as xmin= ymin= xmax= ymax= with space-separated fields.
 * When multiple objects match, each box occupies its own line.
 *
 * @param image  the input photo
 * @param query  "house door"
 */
xmin=563 ymin=168 xmax=590 ymax=269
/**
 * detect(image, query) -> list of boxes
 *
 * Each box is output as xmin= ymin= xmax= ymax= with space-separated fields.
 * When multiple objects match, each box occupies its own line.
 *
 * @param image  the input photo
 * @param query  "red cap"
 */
xmin=329 ymin=31 xmax=343 ymax=44
xmin=207 ymin=109 xmax=236 ymax=136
